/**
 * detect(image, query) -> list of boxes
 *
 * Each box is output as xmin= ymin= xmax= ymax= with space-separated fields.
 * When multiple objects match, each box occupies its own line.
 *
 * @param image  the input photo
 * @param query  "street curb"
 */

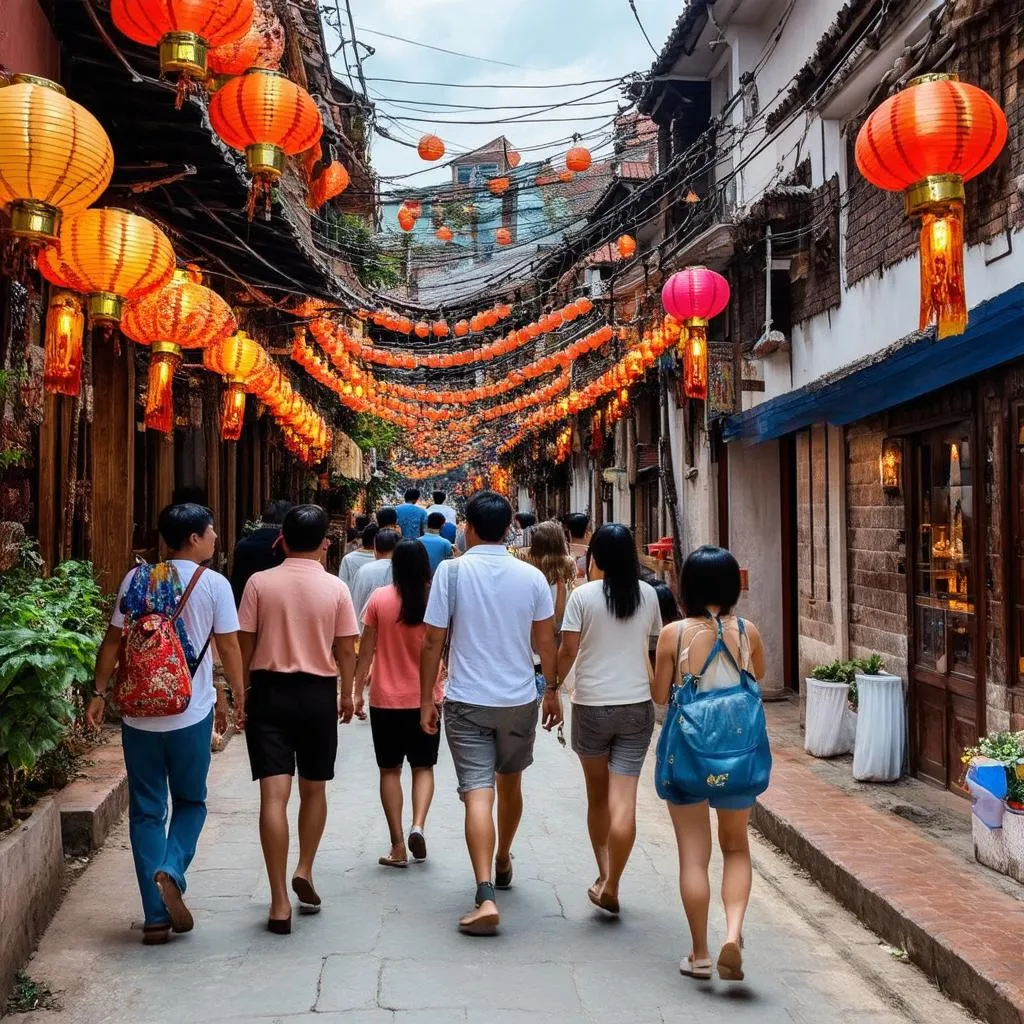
xmin=751 ymin=799 xmax=1024 ymax=1024
xmin=55 ymin=733 xmax=127 ymax=857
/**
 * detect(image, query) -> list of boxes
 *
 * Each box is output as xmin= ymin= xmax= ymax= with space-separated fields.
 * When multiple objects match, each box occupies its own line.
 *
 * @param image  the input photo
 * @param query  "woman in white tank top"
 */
xmin=653 ymin=546 xmax=766 ymax=983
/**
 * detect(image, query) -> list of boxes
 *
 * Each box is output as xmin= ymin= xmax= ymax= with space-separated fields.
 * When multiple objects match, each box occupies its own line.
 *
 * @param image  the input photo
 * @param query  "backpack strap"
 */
xmin=441 ymin=559 xmax=460 ymax=662
xmin=171 ymin=566 xmax=212 ymax=678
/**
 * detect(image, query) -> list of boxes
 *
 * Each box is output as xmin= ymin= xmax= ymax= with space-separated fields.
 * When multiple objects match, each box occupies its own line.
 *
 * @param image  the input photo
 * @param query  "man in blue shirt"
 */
xmin=419 ymin=513 xmax=454 ymax=576
xmin=395 ymin=489 xmax=428 ymax=539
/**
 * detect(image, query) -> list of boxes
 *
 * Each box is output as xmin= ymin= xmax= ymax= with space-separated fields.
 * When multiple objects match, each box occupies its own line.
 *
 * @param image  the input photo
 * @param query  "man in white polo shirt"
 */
xmin=420 ymin=490 xmax=560 ymax=935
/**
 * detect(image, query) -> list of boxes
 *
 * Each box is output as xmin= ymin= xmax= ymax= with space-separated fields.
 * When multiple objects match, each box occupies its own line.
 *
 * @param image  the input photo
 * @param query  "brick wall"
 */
xmin=796 ymin=426 xmax=835 ymax=678
xmin=845 ymin=422 xmax=908 ymax=680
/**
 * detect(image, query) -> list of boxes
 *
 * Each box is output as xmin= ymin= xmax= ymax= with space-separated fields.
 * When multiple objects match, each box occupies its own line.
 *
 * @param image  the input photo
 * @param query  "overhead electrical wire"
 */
xmin=354 ymin=25 xmax=535 ymax=69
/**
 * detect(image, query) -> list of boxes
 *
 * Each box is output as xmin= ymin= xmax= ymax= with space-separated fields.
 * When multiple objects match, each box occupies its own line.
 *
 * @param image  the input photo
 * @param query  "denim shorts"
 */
xmin=571 ymin=701 xmax=656 ymax=777
xmin=443 ymin=699 xmax=538 ymax=794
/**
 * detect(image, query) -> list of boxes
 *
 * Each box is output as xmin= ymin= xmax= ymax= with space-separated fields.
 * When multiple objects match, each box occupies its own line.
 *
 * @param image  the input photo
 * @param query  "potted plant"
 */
xmin=804 ymin=659 xmax=858 ymax=758
xmin=962 ymin=732 xmax=1024 ymax=881
xmin=852 ymin=653 xmax=906 ymax=782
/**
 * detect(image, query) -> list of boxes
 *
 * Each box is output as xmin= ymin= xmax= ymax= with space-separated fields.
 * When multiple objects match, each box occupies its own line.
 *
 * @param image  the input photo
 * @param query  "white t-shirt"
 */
xmin=339 ymin=547 xmax=375 ymax=588
xmin=111 ymin=560 xmax=239 ymax=733
xmin=426 ymin=503 xmax=458 ymax=525
xmin=560 ymin=579 xmax=662 ymax=706
xmin=425 ymin=544 xmax=554 ymax=707
xmin=351 ymin=558 xmax=393 ymax=632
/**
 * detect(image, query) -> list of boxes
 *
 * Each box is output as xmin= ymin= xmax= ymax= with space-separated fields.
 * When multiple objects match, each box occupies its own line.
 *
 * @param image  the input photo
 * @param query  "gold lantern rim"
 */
xmin=907 ymin=72 xmax=959 ymax=88
xmin=7 ymin=199 xmax=61 ymax=241
xmin=87 ymin=292 xmax=124 ymax=324
xmin=159 ymin=31 xmax=209 ymax=79
xmin=8 ymin=74 xmax=66 ymax=95
xmin=245 ymin=143 xmax=286 ymax=180
xmin=904 ymin=174 xmax=966 ymax=217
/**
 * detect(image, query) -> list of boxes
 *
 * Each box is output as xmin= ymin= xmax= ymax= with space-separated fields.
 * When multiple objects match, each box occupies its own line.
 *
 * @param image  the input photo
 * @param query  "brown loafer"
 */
xmin=142 ymin=923 xmax=171 ymax=946
xmin=154 ymin=872 xmax=193 ymax=934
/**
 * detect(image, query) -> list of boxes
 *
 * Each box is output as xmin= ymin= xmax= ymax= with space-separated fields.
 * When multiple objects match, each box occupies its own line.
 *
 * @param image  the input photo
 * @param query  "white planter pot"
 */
xmin=803 ymin=678 xmax=856 ymax=758
xmin=852 ymin=672 xmax=906 ymax=782
xmin=972 ymin=810 xmax=1008 ymax=874
xmin=1003 ymin=806 xmax=1024 ymax=884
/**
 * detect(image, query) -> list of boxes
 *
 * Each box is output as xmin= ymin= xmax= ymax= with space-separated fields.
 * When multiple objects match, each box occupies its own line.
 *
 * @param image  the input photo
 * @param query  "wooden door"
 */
xmin=910 ymin=423 xmax=979 ymax=788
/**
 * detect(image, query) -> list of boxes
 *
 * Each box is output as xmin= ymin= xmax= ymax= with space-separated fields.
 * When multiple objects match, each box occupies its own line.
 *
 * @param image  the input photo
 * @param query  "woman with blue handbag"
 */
xmin=653 ymin=546 xmax=770 ymax=983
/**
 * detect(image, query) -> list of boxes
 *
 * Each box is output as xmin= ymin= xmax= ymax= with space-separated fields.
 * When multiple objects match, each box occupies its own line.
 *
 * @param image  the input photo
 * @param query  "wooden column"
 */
xmin=36 ymin=393 xmax=60 ymax=569
xmin=224 ymin=441 xmax=238 ymax=571
xmin=90 ymin=341 xmax=135 ymax=586
xmin=205 ymin=395 xmax=222 ymax=562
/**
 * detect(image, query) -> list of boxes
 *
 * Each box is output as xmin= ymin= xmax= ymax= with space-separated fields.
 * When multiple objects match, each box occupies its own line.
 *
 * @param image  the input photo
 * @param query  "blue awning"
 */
xmin=724 ymin=283 xmax=1024 ymax=443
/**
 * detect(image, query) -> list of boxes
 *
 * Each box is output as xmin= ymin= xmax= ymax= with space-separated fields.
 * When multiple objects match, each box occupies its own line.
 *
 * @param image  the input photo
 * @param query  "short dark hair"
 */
xmin=426 ymin=511 xmax=446 ymax=530
xmin=282 ymin=504 xmax=328 ymax=553
xmin=158 ymin=503 xmax=214 ymax=551
xmin=681 ymin=545 xmax=742 ymax=618
xmin=514 ymin=512 xmax=536 ymax=530
xmin=404 ymin=488 xmax=420 ymax=503
xmin=653 ymin=582 xmax=681 ymax=625
xmin=377 ymin=506 xmax=398 ymax=528
xmin=565 ymin=512 xmax=590 ymax=540
xmin=361 ymin=523 xmax=379 ymax=548
xmin=374 ymin=528 xmax=400 ymax=555
xmin=263 ymin=500 xmax=294 ymax=526
xmin=354 ymin=513 xmax=370 ymax=532
xmin=432 ymin=490 xmax=446 ymax=504
xmin=466 ymin=490 xmax=512 ymax=543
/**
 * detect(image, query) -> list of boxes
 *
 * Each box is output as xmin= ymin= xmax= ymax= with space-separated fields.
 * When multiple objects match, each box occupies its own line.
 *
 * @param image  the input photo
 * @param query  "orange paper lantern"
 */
xmin=495 ymin=228 xmax=512 ymax=246
xmin=209 ymin=68 xmax=323 ymax=214
xmin=111 ymin=0 xmax=254 ymax=96
xmin=418 ymin=134 xmax=445 ymax=161
xmin=432 ymin=320 xmax=450 ymax=338
xmin=414 ymin=321 xmax=430 ymax=338
xmin=207 ymin=0 xmax=283 ymax=76
xmin=488 ymin=177 xmax=510 ymax=196
xmin=566 ymin=146 xmax=592 ymax=172
xmin=0 ymin=76 xmax=115 ymax=248
xmin=855 ymin=74 xmax=1007 ymax=339
xmin=38 ymin=208 xmax=176 ymax=325
xmin=398 ymin=209 xmax=416 ymax=231
xmin=616 ymin=234 xmax=636 ymax=260
xmin=436 ymin=226 xmax=453 ymax=243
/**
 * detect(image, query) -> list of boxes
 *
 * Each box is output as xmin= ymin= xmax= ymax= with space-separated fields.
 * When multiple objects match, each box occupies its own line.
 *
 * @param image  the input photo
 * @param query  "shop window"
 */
xmin=913 ymin=428 xmax=974 ymax=678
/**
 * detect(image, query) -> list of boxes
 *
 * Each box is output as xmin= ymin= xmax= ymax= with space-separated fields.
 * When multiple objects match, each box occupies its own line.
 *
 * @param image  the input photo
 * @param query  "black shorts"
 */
xmin=369 ymin=706 xmax=441 ymax=770
xmin=245 ymin=670 xmax=339 ymax=781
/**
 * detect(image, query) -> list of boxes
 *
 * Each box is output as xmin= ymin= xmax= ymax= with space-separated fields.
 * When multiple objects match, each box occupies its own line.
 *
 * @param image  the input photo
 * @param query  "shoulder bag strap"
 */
xmin=711 ymin=614 xmax=745 ymax=677
xmin=441 ymin=559 xmax=460 ymax=662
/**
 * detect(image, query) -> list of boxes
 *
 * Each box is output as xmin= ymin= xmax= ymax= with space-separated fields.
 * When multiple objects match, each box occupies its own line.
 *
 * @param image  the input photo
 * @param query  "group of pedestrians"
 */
xmin=87 ymin=488 xmax=771 ymax=984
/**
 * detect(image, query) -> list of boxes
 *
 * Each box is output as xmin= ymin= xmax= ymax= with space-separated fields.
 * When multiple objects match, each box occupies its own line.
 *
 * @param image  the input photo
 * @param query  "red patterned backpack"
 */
xmin=114 ymin=566 xmax=210 ymax=718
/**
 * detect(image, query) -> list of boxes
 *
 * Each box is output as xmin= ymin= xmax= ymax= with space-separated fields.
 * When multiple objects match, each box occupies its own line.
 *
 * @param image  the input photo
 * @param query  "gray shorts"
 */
xmin=443 ymin=699 xmax=538 ymax=794
xmin=571 ymin=701 xmax=656 ymax=777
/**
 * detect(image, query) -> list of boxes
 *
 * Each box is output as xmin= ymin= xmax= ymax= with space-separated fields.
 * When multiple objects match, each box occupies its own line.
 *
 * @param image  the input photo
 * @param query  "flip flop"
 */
xmin=154 ymin=872 xmax=193 ymax=934
xmin=680 ymin=956 xmax=713 ymax=980
xmin=291 ymin=876 xmax=321 ymax=909
xmin=587 ymin=884 xmax=620 ymax=915
xmin=459 ymin=909 xmax=500 ymax=936
xmin=495 ymin=855 xmax=514 ymax=890
xmin=378 ymin=853 xmax=409 ymax=869
xmin=408 ymin=829 xmax=427 ymax=862
xmin=717 ymin=941 xmax=744 ymax=982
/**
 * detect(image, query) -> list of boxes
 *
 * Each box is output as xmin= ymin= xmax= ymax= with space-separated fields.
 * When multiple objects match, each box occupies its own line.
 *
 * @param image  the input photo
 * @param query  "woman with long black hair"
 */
xmin=354 ymin=539 xmax=443 ymax=868
xmin=556 ymin=523 xmax=662 ymax=915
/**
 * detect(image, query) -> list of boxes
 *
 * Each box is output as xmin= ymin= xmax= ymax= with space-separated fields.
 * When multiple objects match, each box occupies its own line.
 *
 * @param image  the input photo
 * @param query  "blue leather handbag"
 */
xmin=655 ymin=618 xmax=772 ymax=806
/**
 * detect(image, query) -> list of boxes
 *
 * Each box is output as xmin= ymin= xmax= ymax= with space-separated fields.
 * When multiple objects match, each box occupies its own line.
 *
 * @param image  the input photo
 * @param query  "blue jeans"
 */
xmin=121 ymin=712 xmax=213 ymax=926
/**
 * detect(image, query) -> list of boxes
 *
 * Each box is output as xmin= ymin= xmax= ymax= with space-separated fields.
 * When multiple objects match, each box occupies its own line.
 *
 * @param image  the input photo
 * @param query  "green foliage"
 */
xmin=6 ymin=971 xmax=57 ymax=1013
xmin=324 ymin=211 xmax=402 ymax=290
xmin=962 ymin=731 xmax=1024 ymax=805
xmin=0 ymin=560 xmax=108 ymax=828
xmin=857 ymin=652 xmax=886 ymax=675
xmin=809 ymin=660 xmax=857 ymax=684
xmin=350 ymin=413 xmax=400 ymax=453
xmin=433 ymin=200 xmax=478 ymax=232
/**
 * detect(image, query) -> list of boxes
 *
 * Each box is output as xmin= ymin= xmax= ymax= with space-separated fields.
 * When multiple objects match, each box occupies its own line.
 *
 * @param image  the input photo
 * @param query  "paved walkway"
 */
xmin=16 ymin=714 xmax=975 ymax=1024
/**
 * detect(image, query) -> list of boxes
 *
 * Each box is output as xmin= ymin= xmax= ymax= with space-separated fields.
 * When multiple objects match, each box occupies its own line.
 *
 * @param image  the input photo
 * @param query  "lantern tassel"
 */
xmin=680 ymin=321 xmax=709 ymax=401
xmin=221 ymin=383 xmax=246 ymax=441
xmin=144 ymin=347 xmax=180 ymax=434
xmin=919 ymin=200 xmax=967 ymax=339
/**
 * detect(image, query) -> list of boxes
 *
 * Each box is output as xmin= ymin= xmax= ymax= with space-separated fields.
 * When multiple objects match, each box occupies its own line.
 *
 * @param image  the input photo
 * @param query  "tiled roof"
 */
xmin=619 ymin=160 xmax=653 ymax=181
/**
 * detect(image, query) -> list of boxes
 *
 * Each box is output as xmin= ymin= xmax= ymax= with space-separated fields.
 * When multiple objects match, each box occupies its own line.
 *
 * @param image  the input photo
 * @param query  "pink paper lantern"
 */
xmin=661 ymin=266 xmax=730 ymax=324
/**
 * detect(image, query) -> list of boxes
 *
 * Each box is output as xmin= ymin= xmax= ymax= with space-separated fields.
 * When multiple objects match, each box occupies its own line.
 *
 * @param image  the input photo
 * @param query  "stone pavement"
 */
xmin=14 ymin=713 xmax=976 ymax=1024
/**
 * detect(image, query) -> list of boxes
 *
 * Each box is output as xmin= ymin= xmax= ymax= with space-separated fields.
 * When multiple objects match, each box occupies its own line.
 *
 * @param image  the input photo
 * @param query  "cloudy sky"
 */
xmin=324 ymin=0 xmax=684 ymax=186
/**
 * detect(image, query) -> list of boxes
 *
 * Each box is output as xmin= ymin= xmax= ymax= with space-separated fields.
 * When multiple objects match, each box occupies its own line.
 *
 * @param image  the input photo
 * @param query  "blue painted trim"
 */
xmin=724 ymin=284 xmax=1024 ymax=443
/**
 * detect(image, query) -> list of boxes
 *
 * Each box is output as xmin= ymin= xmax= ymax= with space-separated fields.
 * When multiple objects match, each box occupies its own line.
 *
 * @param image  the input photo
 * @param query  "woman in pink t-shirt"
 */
xmin=354 ymin=539 xmax=443 ymax=867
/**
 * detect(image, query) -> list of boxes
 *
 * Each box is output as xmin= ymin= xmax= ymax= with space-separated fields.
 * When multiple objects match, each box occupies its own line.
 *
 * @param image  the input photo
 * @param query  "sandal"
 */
xmin=141 ymin=923 xmax=171 ymax=946
xmin=291 ymin=876 xmax=321 ymax=909
xmin=495 ymin=855 xmax=514 ymax=890
xmin=717 ymin=941 xmax=744 ymax=982
xmin=154 ymin=871 xmax=193 ymax=934
xmin=679 ymin=955 xmax=713 ymax=980
xmin=460 ymin=882 xmax=500 ymax=936
xmin=378 ymin=853 xmax=409 ymax=869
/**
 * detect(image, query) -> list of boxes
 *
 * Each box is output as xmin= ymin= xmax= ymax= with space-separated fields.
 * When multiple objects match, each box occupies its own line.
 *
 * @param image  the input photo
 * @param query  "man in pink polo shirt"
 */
xmin=238 ymin=505 xmax=358 ymax=935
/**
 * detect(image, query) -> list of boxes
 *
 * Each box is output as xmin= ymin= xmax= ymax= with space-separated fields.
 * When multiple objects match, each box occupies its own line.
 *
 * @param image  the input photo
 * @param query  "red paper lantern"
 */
xmin=855 ymin=74 xmax=1007 ymax=339
xmin=661 ymin=266 xmax=730 ymax=401
xmin=418 ymin=134 xmax=445 ymax=161
xmin=566 ymin=146 xmax=592 ymax=173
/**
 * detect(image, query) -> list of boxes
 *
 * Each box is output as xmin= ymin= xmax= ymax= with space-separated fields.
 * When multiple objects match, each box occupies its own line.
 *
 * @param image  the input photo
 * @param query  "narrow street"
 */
xmin=16 ymin=717 xmax=974 ymax=1024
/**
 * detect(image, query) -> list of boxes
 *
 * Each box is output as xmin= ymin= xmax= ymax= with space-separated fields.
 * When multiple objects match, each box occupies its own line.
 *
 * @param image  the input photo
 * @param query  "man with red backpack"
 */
xmin=86 ymin=503 xmax=244 ymax=946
